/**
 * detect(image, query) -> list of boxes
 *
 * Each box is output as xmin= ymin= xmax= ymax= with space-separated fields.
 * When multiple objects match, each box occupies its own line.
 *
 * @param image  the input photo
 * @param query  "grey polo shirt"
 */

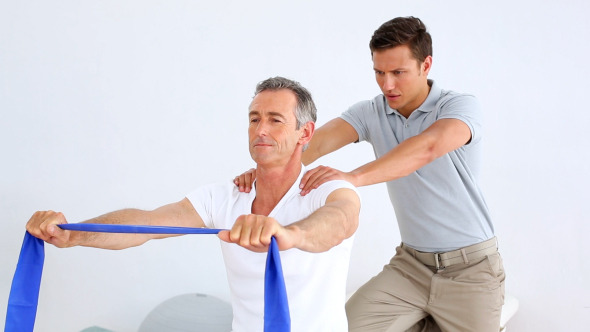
xmin=341 ymin=80 xmax=494 ymax=252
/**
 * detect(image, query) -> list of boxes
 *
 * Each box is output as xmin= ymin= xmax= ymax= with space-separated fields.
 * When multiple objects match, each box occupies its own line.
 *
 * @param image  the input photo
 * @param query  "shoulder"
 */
xmin=341 ymin=96 xmax=389 ymax=135
xmin=311 ymin=180 xmax=360 ymax=201
xmin=186 ymin=180 xmax=242 ymax=205
xmin=318 ymin=179 xmax=358 ymax=192
xmin=346 ymin=95 xmax=388 ymax=114
xmin=434 ymin=88 xmax=483 ymax=143
xmin=437 ymin=89 xmax=479 ymax=113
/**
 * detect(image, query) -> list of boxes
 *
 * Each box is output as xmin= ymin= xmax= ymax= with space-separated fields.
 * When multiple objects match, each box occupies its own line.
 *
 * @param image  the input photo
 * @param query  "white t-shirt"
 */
xmin=186 ymin=167 xmax=358 ymax=332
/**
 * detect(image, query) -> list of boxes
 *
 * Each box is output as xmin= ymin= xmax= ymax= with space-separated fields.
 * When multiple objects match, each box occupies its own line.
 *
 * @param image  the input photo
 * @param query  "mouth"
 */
xmin=253 ymin=139 xmax=274 ymax=148
xmin=385 ymin=94 xmax=401 ymax=101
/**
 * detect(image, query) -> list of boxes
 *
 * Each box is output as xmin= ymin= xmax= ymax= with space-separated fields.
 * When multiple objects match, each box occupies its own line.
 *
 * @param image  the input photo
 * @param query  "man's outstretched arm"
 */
xmin=299 ymin=118 xmax=472 ymax=194
xmin=218 ymin=187 xmax=360 ymax=253
xmin=287 ymin=187 xmax=360 ymax=252
xmin=26 ymin=198 xmax=205 ymax=250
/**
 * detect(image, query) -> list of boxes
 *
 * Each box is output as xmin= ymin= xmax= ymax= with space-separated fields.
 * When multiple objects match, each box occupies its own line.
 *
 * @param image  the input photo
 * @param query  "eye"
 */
xmin=249 ymin=118 xmax=259 ymax=124
xmin=374 ymin=70 xmax=384 ymax=75
xmin=394 ymin=70 xmax=404 ymax=75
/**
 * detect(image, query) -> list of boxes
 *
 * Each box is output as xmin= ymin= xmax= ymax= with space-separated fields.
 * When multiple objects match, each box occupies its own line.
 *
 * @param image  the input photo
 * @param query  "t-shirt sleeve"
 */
xmin=438 ymin=93 xmax=483 ymax=144
xmin=308 ymin=180 xmax=360 ymax=211
xmin=186 ymin=185 xmax=217 ymax=229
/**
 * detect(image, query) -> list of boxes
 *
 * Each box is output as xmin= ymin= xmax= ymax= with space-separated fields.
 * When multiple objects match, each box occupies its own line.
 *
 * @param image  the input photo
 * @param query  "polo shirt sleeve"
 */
xmin=340 ymin=100 xmax=376 ymax=143
xmin=437 ymin=93 xmax=483 ymax=145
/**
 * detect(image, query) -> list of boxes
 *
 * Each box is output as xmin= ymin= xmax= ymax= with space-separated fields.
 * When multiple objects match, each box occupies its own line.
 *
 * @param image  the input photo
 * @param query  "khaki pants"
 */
xmin=346 ymin=243 xmax=505 ymax=332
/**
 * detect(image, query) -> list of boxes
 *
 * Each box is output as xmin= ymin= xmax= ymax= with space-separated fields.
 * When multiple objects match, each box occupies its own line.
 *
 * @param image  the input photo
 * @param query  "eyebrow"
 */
xmin=248 ymin=110 xmax=287 ymax=120
xmin=373 ymin=66 xmax=407 ymax=72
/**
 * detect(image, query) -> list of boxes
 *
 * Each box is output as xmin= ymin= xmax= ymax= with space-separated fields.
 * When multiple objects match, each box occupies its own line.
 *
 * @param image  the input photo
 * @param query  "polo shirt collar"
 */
xmin=385 ymin=79 xmax=440 ymax=116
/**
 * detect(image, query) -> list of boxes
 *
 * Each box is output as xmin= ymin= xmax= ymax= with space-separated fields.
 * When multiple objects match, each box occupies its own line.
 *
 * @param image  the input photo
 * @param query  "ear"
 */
xmin=298 ymin=121 xmax=315 ymax=146
xmin=422 ymin=55 xmax=433 ymax=76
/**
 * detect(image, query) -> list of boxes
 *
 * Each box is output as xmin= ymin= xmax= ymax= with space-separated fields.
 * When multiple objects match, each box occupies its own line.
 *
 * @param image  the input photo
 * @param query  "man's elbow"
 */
xmin=321 ymin=207 xmax=358 ymax=250
xmin=344 ymin=213 xmax=359 ymax=239
xmin=402 ymin=140 xmax=441 ymax=176
xmin=340 ymin=199 xmax=360 ymax=240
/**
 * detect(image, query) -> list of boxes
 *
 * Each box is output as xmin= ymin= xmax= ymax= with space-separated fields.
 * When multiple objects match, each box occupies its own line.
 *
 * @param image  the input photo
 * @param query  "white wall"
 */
xmin=1 ymin=1 xmax=589 ymax=331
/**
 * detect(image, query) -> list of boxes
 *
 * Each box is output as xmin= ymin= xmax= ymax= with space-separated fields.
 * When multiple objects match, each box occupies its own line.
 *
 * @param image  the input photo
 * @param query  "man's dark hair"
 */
xmin=369 ymin=16 xmax=433 ymax=63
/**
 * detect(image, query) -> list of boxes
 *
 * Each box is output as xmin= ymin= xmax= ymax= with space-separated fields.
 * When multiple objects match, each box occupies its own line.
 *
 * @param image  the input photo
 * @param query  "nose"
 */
xmin=382 ymin=73 xmax=396 ymax=92
xmin=253 ymin=119 xmax=269 ymax=136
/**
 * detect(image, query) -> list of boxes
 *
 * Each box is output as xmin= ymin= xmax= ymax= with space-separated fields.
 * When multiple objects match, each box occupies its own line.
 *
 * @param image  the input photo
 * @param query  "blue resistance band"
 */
xmin=5 ymin=224 xmax=290 ymax=332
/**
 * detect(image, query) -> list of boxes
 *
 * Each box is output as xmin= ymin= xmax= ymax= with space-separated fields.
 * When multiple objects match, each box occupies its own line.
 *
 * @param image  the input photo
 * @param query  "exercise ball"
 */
xmin=138 ymin=293 xmax=233 ymax=332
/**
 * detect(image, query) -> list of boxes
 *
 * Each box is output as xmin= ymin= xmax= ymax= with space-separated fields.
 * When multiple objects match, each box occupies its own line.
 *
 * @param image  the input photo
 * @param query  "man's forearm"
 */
xmin=288 ymin=190 xmax=360 ymax=253
xmin=72 ymin=209 xmax=166 ymax=249
xmin=71 ymin=199 xmax=199 ymax=250
xmin=350 ymin=119 xmax=471 ymax=187
xmin=350 ymin=133 xmax=436 ymax=187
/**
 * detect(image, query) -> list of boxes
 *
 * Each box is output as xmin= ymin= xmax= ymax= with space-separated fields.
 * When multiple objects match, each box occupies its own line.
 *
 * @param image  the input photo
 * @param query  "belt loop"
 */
xmin=434 ymin=253 xmax=444 ymax=271
xmin=460 ymin=248 xmax=469 ymax=264
xmin=405 ymin=244 xmax=416 ymax=259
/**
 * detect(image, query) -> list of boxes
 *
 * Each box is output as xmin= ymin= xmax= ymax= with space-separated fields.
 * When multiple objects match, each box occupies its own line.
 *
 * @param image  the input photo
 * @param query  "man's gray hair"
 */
xmin=254 ymin=76 xmax=317 ymax=129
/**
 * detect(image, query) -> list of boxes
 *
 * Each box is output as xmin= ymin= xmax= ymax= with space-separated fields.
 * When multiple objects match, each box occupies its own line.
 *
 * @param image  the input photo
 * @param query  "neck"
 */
xmin=399 ymin=80 xmax=431 ymax=118
xmin=252 ymin=158 xmax=302 ymax=216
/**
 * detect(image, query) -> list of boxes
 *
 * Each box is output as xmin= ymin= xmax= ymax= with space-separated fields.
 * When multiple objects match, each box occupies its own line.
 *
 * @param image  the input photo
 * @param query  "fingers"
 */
xmin=25 ymin=210 xmax=71 ymax=248
xmin=234 ymin=215 xmax=272 ymax=250
xmin=218 ymin=214 xmax=281 ymax=253
xmin=299 ymin=166 xmax=344 ymax=196
xmin=217 ymin=230 xmax=231 ymax=243
xmin=233 ymin=168 xmax=256 ymax=193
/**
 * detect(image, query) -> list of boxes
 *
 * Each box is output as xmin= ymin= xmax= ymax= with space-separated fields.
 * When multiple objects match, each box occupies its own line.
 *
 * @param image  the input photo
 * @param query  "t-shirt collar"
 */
xmin=251 ymin=164 xmax=306 ymax=196
xmin=251 ymin=164 xmax=306 ymax=216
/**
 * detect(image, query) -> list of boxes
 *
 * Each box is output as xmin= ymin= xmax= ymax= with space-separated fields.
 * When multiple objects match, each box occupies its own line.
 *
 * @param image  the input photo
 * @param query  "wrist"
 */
xmin=348 ymin=170 xmax=363 ymax=187
xmin=284 ymin=224 xmax=304 ymax=250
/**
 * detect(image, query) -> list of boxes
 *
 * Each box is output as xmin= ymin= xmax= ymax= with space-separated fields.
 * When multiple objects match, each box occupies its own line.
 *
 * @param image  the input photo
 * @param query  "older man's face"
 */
xmin=248 ymin=89 xmax=303 ymax=167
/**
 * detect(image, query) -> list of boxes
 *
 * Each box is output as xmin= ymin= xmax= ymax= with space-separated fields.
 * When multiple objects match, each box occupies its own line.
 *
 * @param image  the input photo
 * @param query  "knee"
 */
xmin=345 ymin=292 xmax=358 ymax=317
xmin=345 ymin=291 xmax=365 ymax=326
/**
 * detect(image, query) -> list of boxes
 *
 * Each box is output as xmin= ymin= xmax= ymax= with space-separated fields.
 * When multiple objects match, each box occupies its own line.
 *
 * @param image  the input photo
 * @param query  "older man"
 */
xmin=26 ymin=76 xmax=361 ymax=332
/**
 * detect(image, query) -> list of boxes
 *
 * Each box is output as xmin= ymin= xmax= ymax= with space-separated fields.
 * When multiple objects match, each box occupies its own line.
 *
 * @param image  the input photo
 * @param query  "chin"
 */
xmin=387 ymin=102 xmax=400 ymax=110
